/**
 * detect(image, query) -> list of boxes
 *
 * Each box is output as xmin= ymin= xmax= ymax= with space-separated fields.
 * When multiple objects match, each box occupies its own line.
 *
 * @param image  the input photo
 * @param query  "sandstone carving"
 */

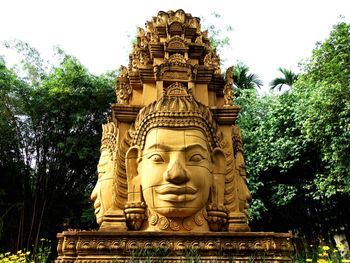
xmin=224 ymin=66 xmax=235 ymax=106
xmin=91 ymin=120 xmax=118 ymax=225
xmin=56 ymin=9 xmax=293 ymax=263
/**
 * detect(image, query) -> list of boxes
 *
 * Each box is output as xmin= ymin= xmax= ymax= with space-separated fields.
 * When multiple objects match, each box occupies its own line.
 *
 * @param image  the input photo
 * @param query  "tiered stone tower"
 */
xmin=56 ymin=10 xmax=293 ymax=262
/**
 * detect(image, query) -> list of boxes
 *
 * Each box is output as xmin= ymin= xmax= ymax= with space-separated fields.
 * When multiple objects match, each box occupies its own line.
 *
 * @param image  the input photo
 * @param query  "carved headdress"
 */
xmin=100 ymin=120 xmax=118 ymax=158
xmin=131 ymin=82 xmax=220 ymax=151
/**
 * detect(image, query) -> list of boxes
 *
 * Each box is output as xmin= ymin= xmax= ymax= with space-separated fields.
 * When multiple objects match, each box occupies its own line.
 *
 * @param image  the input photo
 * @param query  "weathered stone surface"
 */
xmin=56 ymin=231 xmax=293 ymax=263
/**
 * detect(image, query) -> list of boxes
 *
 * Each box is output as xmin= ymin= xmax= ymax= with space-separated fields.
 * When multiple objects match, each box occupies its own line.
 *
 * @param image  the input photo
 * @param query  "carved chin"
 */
xmin=96 ymin=214 xmax=103 ymax=225
xmin=153 ymin=206 xmax=203 ymax=218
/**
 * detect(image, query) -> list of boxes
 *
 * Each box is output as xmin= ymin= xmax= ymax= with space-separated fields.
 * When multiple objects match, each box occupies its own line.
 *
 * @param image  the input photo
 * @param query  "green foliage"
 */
xmin=294 ymin=22 xmax=350 ymax=198
xmin=270 ymin=67 xmax=299 ymax=91
xmin=31 ymin=239 xmax=51 ymax=263
xmin=200 ymin=12 xmax=233 ymax=52
xmin=0 ymin=41 xmax=115 ymax=251
xmin=237 ymin=22 xmax=350 ymax=241
xmin=232 ymin=63 xmax=263 ymax=93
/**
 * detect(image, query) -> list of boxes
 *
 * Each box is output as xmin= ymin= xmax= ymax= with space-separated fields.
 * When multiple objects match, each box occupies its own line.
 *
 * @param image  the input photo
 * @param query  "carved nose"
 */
xmin=165 ymin=160 xmax=189 ymax=184
xmin=91 ymin=189 xmax=97 ymax=202
xmin=91 ymin=183 xmax=98 ymax=202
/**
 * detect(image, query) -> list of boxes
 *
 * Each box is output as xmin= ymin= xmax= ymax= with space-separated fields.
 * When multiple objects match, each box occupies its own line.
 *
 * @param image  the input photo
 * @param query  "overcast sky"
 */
xmin=1 ymin=0 xmax=350 ymax=90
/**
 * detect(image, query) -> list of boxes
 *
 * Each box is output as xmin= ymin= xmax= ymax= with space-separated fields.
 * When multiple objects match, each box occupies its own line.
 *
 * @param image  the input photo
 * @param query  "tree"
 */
xmin=237 ymin=21 xmax=350 ymax=244
xmin=270 ymin=67 xmax=299 ymax=91
xmin=232 ymin=63 xmax=263 ymax=93
xmin=0 ymin=42 xmax=116 ymax=252
xmin=294 ymin=22 xmax=350 ymax=198
xmin=0 ymin=59 xmax=29 ymax=248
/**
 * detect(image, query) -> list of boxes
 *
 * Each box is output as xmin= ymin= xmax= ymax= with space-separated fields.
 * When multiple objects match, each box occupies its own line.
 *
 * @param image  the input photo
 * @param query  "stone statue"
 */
xmin=57 ymin=10 xmax=293 ymax=262
xmin=90 ymin=120 xmax=118 ymax=225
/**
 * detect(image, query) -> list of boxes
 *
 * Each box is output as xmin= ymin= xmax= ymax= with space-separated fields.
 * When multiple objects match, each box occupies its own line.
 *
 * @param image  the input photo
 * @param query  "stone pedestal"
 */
xmin=56 ymin=231 xmax=293 ymax=263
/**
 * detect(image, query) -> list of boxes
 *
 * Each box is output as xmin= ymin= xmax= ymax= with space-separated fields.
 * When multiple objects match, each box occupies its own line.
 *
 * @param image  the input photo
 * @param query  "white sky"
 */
xmin=1 ymin=0 xmax=349 ymax=90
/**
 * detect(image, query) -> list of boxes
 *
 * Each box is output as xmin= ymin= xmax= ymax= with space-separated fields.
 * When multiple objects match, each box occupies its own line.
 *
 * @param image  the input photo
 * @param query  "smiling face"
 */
xmin=138 ymin=128 xmax=213 ymax=218
xmin=90 ymin=148 xmax=114 ymax=225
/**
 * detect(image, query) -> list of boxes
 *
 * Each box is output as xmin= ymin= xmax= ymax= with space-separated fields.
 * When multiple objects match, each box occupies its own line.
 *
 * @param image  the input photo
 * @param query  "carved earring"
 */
xmin=206 ymin=148 xmax=228 ymax=231
xmin=124 ymin=146 xmax=147 ymax=230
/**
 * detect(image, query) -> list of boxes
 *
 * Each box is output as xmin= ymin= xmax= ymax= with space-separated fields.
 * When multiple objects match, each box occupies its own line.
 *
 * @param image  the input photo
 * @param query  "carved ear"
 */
xmin=210 ymin=148 xmax=226 ymax=206
xmin=211 ymin=148 xmax=226 ymax=175
xmin=125 ymin=145 xmax=142 ymax=181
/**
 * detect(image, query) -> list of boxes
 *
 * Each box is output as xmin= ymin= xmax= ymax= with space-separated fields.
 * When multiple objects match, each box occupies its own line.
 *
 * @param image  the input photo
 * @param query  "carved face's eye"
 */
xmin=149 ymin=154 xmax=164 ymax=163
xmin=189 ymin=154 xmax=204 ymax=163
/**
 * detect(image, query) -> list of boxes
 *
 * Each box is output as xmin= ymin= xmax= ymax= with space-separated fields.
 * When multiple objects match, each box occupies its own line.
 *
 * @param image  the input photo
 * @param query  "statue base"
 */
xmin=56 ymin=231 xmax=293 ymax=262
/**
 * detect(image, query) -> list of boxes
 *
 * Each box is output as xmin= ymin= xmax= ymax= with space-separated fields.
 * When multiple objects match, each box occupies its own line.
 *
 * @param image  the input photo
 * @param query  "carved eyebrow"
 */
xmin=145 ymin=143 xmax=207 ymax=152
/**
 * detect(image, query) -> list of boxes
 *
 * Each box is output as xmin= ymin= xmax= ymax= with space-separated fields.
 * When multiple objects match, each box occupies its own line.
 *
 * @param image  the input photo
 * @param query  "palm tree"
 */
xmin=232 ymin=63 xmax=263 ymax=91
xmin=270 ymin=67 xmax=299 ymax=91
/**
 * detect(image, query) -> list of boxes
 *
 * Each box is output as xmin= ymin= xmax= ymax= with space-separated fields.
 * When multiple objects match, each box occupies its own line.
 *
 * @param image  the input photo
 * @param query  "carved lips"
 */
xmin=94 ymin=200 xmax=101 ymax=215
xmin=155 ymin=185 xmax=198 ymax=202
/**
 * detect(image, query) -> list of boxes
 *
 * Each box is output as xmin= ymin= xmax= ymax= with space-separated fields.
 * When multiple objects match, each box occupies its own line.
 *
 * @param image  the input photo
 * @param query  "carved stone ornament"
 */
xmin=118 ymin=65 xmax=128 ymax=78
xmin=154 ymin=53 xmax=197 ymax=81
xmin=165 ymin=36 xmax=188 ymax=52
xmin=116 ymin=80 xmax=132 ymax=104
xmin=56 ymin=231 xmax=293 ymax=263
xmin=223 ymin=66 xmax=235 ymax=106
xmin=204 ymin=49 xmax=221 ymax=75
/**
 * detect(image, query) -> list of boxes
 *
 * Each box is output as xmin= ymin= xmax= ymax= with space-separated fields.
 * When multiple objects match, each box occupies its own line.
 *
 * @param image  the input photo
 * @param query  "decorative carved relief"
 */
xmin=116 ymin=78 xmax=132 ymax=105
xmin=154 ymin=54 xmax=197 ymax=81
xmin=137 ymin=27 xmax=148 ymax=48
xmin=188 ymin=17 xmax=201 ymax=30
xmin=166 ymin=36 xmax=188 ymax=51
xmin=118 ymin=65 xmax=128 ymax=78
xmin=130 ymin=43 xmax=151 ymax=69
xmin=156 ymin=11 xmax=168 ymax=26
xmin=168 ymin=22 xmax=183 ymax=36
xmin=168 ymin=53 xmax=188 ymax=64
xmin=56 ymin=231 xmax=293 ymax=263
xmin=204 ymin=50 xmax=221 ymax=75
xmin=168 ymin=9 xmax=186 ymax=24
xmin=165 ymin=82 xmax=190 ymax=96
xmin=223 ymin=66 xmax=235 ymax=106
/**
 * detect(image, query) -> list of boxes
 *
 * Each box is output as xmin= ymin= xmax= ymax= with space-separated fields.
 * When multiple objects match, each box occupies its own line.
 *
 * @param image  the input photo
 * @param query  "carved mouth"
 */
xmin=155 ymin=185 xmax=197 ymax=195
xmin=155 ymin=186 xmax=198 ymax=202
xmin=94 ymin=201 xmax=101 ymax=214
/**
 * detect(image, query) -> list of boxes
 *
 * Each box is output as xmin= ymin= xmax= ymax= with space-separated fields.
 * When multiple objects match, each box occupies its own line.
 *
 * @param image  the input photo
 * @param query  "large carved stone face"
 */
xmin=90 ymin=148 xmax=114 ymax=225
xmin=138 ymin=128 xmax=213 ymax=218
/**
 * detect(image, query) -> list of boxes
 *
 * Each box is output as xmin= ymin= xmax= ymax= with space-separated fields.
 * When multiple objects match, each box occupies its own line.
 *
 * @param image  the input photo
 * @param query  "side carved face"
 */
xmin=138 ymin=128 xmax=213 ymax=218
xmin=90 ymin=148 xmax=114 ymax=225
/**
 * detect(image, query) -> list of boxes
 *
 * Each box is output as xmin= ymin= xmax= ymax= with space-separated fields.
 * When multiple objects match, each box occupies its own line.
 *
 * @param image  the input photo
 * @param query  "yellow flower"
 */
xmin=306 ymin=259 xmax=312 ymax=262
xmin=17 ymin=250 xmax=22 ymax=254
xmin=322 ymin=245 xmax=330 ymax=251
xmin=337 ymin=244 xmax=345 ymax=249
xmin=317 ymin=259 xmax=328 ymax=263
xmin=25 ymin=251 xmax=31 ymax=255
xmin=341 ymin=260 xmax=350 ymax=263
